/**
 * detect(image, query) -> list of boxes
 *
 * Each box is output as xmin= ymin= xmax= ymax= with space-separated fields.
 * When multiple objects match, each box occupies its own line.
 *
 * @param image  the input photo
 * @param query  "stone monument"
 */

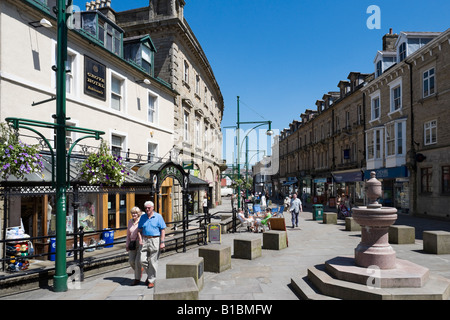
xmin=292 ymin=172 xmax=450 ymax=299
xmin=353 ymin=171 xmax=398 ymax=269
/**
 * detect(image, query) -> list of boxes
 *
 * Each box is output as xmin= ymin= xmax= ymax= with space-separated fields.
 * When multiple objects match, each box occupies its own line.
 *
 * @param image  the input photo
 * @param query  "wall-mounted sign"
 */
xmin=84 ymin=55 xmax=106 ymax=100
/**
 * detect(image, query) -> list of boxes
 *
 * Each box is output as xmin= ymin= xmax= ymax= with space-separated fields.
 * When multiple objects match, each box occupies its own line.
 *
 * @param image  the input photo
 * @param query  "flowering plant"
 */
xmin=0 ymin=123 xmax=44 ymax=180
xmin=80 ymin=140 xmax=128 ymax=187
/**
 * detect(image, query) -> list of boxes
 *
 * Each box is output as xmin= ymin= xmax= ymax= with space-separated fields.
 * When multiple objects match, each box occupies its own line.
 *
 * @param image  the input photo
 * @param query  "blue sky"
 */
xmin=74 ymin=0 xmax=450 ymax=162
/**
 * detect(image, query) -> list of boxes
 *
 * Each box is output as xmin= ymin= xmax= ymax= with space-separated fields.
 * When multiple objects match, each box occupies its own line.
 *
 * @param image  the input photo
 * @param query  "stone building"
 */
xmin=363 ymin=28 xmax=450 ymax=218
xmin=409 ymin=29 xmax=450 ymax=218
xmin=0 ymin=0 xmax=177 ymax=245
xmin=278 ymin=28 xmax=450 ymax=219
xmin=279 ymin=71 xmax=369 ymax=207
xmin=113 ymin=0 xmax=225 ymax=210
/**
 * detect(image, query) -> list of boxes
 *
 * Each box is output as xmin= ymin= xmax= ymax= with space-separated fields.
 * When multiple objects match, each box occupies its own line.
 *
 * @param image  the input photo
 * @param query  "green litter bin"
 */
xmin=312 ymin=204 xmax=323 ymax=221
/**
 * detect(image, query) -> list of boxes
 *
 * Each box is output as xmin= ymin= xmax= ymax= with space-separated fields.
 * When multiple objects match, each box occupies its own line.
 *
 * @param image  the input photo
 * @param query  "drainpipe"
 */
xmin=404 ymin=60 xmax=417 ymax=215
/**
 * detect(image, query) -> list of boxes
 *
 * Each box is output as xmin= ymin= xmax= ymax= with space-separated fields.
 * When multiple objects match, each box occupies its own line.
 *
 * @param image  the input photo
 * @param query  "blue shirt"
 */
xmin=138 ymin=212 xmax=166 ymax=236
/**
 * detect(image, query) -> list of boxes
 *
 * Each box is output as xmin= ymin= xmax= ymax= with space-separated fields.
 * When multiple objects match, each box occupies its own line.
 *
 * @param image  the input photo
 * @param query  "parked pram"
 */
xmin=337 ymin=203 xmax=351 ymax=219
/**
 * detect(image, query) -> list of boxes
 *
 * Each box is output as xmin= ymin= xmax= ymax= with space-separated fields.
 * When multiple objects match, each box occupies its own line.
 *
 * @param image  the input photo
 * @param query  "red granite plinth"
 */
xmin=325 ymin=256 xmax=430 ymax=288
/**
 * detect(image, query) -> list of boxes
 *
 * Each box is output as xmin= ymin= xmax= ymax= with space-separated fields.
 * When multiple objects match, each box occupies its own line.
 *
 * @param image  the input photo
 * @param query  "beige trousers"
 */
xmin=140 ymin=237 xmax=160 ymax=283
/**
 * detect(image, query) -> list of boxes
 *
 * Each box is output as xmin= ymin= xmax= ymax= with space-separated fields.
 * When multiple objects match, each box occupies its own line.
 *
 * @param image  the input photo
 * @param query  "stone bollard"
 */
xmin=166 ymin=257 xmax=204 ymax=290
xmin=233 ymin=237 xmax=262 ymax=260
xmin=323 ymin=212 xmax=337 ymax=224
xmin=262 ymin=230 xmax=287 ymax=250
xmin=198 ymin=244 xmax=231 ymax=273
xmin=153 ymin=278 xmax=199 ymax=300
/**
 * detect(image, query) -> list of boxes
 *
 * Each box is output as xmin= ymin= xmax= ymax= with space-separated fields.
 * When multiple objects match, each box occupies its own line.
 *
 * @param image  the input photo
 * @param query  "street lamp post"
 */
xmin=53 ymin=0 xmax=70 ymax=292
xmin=236 ymin=96 xmax=273 ymax=210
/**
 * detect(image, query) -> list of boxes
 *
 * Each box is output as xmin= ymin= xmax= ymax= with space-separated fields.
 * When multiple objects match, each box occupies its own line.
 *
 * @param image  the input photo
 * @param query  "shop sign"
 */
xmin=207 ymin=224 xmax=221 ymax=243
xmin=158 ymin=164 xmax=188 ymax=189
xmin=364 ymin=166 xmax=409 ymax=180
xmin=333 ymin=170 xmax=363 ymax=182
xmin=84 ymin=55 xmax=106 ymax=100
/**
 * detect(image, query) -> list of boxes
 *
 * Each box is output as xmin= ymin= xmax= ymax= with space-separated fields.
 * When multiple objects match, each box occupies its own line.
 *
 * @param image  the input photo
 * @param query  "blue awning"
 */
xmin=332 ymin=170 xmax=363 ymax=183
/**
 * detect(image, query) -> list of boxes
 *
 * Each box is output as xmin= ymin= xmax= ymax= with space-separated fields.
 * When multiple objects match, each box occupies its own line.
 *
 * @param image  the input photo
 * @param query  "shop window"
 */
xmin=21 ymin=197 xmax=44 ymax=238
xmin=107 ymin=193 xmax=128 ymax=229
xmin=79 ymin=196 xmax=98 ymax=232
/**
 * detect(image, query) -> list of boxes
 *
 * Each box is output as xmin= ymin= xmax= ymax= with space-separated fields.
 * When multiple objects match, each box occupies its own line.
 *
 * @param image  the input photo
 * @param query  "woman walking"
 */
xmin=127 ymin=207 xmax=142 ymax=285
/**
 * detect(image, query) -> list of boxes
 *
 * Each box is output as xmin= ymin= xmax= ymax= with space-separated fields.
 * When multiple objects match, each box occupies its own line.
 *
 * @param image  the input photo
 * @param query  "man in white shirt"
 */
xmin=289 ymin=193 xmax=303 ymax=228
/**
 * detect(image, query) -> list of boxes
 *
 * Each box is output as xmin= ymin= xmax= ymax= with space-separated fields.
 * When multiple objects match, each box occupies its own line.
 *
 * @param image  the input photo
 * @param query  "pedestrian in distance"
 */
xmin=126 ymin=206 xmax=142 ymax=285
xmin=289 ymin=193 xmax=303 ymax=228
xmin=138 ymin=200 xmax=166 ymax=288
xmin=203 ymin=194 xmax=210 ymax=224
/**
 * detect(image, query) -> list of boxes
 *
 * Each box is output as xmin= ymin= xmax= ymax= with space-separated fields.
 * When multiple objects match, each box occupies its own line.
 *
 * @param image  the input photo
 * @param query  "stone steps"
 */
xmin=291 ymin=263 xmax=450 ymax=300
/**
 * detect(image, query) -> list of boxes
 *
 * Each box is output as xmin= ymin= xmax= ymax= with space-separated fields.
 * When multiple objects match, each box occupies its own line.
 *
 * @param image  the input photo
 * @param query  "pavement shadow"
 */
xmin=103 ymin=276 xmax=135 ymax=286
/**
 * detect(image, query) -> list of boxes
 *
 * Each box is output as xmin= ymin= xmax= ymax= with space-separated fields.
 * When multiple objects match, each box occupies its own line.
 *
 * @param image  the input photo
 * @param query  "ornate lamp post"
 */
xmin=236 ymin=96 xmax=273 ymax=209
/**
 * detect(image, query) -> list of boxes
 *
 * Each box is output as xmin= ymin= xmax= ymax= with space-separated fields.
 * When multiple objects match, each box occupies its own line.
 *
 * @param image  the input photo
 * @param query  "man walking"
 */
xmin=289 ymin=193 xmax=303 ymax=228
xmin=138 ymin=200 xmax=166 ymax=288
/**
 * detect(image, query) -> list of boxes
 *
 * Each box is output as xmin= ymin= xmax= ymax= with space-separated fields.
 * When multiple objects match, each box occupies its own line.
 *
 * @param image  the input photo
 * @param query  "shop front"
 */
xmin=364 ymin=166 xmax=410 ymax=212
xmin=332 ymin=169 xmax=365 ymax=207
xmin=312 ymin=177 xmax=329 ymax=205
xmin=1 ymin=155 xmax=151 ymax=264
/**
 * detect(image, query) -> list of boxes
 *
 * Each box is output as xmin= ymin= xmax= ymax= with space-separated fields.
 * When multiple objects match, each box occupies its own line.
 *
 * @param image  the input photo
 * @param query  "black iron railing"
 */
xmin=1 ymin=209 xmax=235 ymax=282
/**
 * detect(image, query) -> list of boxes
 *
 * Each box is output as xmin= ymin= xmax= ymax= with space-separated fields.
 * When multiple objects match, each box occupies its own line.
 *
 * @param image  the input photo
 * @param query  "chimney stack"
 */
xmin=383 ymin=28 xmax=398 ymax=52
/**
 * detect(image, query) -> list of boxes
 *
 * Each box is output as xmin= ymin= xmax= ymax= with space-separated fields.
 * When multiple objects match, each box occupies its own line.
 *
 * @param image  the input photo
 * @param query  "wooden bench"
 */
xmin=423 ymin=231 xmax=450 ymax=254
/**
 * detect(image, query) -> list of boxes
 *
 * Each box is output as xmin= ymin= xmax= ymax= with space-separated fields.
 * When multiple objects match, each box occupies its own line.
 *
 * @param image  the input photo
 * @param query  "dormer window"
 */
xmin=124 ymin=35 xmax=156 ymax=76
xmin=398 ymin=42 xmax=406 ymax=62
xmin=376 ymin=60 xmax=382 ymax=77
xmin=80 ymin=11 xmax=124 ymax=57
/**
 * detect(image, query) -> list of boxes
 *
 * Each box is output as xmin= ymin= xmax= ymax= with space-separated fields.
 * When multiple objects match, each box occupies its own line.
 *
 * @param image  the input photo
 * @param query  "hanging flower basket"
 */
xmin=0 ymin=122 xmax=44 ymax=180
xmin=80 ymin=140 xmax=128 ymax=187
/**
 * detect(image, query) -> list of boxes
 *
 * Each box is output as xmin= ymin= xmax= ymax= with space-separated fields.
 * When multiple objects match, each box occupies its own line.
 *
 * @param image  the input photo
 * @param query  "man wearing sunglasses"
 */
xmin=138 ymin=200 xmax=166 ymax=288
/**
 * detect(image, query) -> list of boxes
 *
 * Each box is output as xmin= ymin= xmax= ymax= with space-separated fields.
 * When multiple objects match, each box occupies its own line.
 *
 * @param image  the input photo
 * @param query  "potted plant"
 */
xmin=0 ymin=122 xmax=44 ymax=180
xmin=80 ymin=140 xmax=128 ymax=187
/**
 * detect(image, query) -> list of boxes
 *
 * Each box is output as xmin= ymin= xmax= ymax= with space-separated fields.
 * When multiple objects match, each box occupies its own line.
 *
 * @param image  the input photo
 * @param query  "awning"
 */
xmin=188 ymin=174 xmax=209 ymax=191
xmin=332 ymin=169 xmax=364 ymax=183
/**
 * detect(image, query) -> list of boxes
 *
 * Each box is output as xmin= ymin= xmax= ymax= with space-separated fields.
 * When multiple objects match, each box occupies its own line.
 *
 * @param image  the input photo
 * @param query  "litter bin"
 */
xmin=312 ymin=204 xmax=323 ymax=221
xmin=102 ymin=229 xmax=114 ymax=248
xmin=50 ymin=238 xmax=56 ymax=261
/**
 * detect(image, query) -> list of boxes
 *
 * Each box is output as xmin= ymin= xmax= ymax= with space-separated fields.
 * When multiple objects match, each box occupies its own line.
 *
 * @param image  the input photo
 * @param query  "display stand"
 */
xmin=5 ymin=227 xmax=31 ymax=272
